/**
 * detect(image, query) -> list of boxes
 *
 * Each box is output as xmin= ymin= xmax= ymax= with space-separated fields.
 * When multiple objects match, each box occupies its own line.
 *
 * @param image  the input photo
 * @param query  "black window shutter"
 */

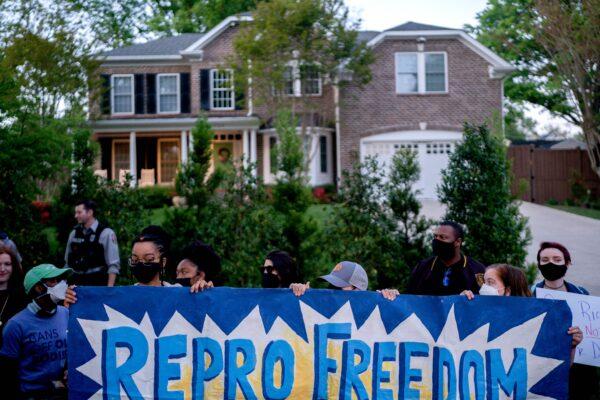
xmin=146 ymin=74 xmax=156 ymax=114
xmin=134 ymin=74 xmax=145 ymax=114
xmin=180 ymin=73 xmax=190 ymax=114
xmin=235 ymin=85 xmax=245 ymax=110
xmin=200 ymin=69 xmax=210 ymax=111
xmin=100 ymin=74 xmax=111 ymax=114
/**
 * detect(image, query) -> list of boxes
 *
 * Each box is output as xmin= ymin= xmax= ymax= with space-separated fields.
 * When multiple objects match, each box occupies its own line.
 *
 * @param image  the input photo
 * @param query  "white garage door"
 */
xmin=360 ymin=131 xmax=461 ymax=199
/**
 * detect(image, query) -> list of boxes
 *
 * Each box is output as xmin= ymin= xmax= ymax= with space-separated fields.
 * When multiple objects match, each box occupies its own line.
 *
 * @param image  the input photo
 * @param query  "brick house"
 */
xmin=90 ymin=14 xmax=513 ymax=198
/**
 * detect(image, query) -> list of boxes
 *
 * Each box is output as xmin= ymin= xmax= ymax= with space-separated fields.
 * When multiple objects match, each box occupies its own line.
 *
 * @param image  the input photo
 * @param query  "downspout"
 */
xmin=333 ymin=77 xmax=342 ymax=185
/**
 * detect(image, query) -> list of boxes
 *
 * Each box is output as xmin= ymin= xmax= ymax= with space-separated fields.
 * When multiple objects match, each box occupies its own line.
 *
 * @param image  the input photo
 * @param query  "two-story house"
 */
xmin=90 ymin=14 xmax=513 ymax=198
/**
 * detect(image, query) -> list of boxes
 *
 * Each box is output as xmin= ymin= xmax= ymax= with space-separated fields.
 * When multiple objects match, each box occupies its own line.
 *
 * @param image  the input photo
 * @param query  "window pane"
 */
xmin=283 ymin=66 xmax=294 ymax=95
xmin=319 ymin=136 xmax=327 ymax=173
xmin=160 ymin=94 xmax=178 ymax=112
xmin=211 ymin=69 xmax=234 ymax=109
xmin=425 ymin=54 xmax=446 ymax=92
xmin=159 ymin=76 xmax=177 ymax=94
xmin=114 ymin=77 xmax=132 ymax=95
xmin=114 ymin=95 xmax=132 ymax=113
xmin=159 ymin=140 xmax=180 ymax=183
xmin=396 ymin=54 xmax=418 ymax=93
xmin=301 ymin=65 xmax=321 ymax=95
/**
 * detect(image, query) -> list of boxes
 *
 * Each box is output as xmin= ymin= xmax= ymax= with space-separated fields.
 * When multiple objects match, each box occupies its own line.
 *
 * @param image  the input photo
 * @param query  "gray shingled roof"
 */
xmin=357 ymin=30 xmax=380 ymax=44
xmin=385 ymin=21 xmax=454 ymax=32
xmin=101 ymin=33 xmax=204 ymax=57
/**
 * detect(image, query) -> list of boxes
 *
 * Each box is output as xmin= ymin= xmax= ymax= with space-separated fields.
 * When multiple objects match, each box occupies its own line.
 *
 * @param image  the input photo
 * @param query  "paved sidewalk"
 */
xmin=420 ymin=200 xmax=600 ymax=296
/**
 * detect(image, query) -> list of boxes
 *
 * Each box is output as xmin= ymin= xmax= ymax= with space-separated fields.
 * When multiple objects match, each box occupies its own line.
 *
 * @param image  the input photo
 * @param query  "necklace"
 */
xmin=0 ymin=293 xmax=10 ymax=328
xmin=544 ymin=282 xmax=565 ymax=290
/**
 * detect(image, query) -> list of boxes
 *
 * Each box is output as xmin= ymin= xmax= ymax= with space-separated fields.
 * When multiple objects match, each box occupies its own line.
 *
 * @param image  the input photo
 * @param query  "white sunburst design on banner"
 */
xmin=75 ymin=301 xmax=564 ymax=400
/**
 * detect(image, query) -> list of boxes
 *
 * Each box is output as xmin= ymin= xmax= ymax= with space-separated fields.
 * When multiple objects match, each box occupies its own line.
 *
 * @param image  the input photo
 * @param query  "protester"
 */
xmin=290 ymin=261 xmax=369 ymax=296
xmin=530 ymin=242 xmax=596 ymax=400
xmin=64 ymin=230 xmax=212 ymax=306
xmin=405 ymin=221 xmax=485 ymax=295
xmin=531 ymin=241 xmax=588 ymax=295
xmin=0 ymin=264 xmax=72 ymax=399
xmin=460 ymin=263 xmax=531 ymax=298
xmin=260 ymin=250 xmax=299 ymax=289
xmin=176 ymin=240 xmax=221 ymax=287
xmin=0 ymin=230 xmax=23 ymax=264
xmin=0 ymin=245 xmax=27 ymax=343
xmin=64 ymin=200 xmax=120 ymax=286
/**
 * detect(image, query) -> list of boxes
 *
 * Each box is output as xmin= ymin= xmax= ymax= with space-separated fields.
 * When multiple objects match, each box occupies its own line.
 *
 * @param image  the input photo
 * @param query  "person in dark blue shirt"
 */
xmin=0 ymin=264 xmax=72 ymax=399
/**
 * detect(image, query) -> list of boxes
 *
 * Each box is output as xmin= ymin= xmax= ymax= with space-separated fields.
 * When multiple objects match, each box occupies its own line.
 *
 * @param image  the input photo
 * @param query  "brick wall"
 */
xmin=338 ymin=38 xmax=503 ymax=172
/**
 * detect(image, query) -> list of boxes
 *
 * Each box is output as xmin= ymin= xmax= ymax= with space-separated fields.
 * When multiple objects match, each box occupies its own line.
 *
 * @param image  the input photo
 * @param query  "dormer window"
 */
xmin=111 ymin=74 xmax=134 ymax=114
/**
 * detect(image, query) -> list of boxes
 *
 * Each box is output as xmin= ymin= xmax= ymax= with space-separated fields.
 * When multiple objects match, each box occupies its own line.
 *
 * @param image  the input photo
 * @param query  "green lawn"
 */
xmin=548 ymin=205 xmax=600 ymax=220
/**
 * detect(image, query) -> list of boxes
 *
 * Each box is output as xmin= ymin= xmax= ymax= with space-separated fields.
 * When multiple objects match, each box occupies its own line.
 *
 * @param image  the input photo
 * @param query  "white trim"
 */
xmin=99 ymin=55 xmax=183 ymax=61
xmin=182 ymin=15 xmax=253 ymax=54
xmin=210 ymin=69 xmax=235 ymax=110
xmin=90 ymin=116 xmax=260 ymax=132
xmin=156 ymin=73 xmax=181 ymax=114
xmin=361 ymin=130 xmax=463 ymax=143
xmin=129 ymin=132 xmax=137 ymax=187
xmin=395 ymin=52 xmax=448 ymax=94
xmin=111 ymin=74 xmax=135 ymax=115
xmin=367 ymin=30 xmax=514 ymax=78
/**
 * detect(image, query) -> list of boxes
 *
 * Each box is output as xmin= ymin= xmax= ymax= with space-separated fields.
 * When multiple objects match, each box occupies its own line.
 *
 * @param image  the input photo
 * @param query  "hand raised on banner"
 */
xmin=64 ymin=285 xmax=78 ymax=308
xmin=290 ymin=282 xmax=310 ymax=297
xmin=460 ymin=290 xmax=475 ymax=300
xmin=378 ymin=289 xmax=399 ymax=301
xmin=568 ymin=326 xmax=583 ymax=347
xmin=190 ymin=279 xmax=213 ymax=293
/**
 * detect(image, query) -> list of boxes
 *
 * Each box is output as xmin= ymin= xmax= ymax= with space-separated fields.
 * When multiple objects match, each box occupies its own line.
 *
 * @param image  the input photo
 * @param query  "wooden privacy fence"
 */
xmin=507 ymin=146 xmax=600 ymax=204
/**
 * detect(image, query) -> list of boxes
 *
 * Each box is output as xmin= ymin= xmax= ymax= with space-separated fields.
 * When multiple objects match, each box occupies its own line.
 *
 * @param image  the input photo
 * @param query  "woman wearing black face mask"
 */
xmin=175 ymin=240 xmax=221 ymax=288
xmin=260 ymin=251 xmax=298 ymax=289
xmin=64 ymin=231 xmax=211 ymax=307
xmin=531 ymin=242 xmax=596 ymax=400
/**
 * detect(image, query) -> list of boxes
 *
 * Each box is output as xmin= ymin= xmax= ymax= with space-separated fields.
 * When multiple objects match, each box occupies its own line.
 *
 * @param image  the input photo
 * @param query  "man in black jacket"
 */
xmin=406 ymin=221 xmax=485 ymax=296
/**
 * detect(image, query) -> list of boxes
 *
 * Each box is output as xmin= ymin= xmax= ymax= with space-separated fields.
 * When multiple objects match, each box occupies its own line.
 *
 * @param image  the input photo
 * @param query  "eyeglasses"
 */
xmin=260 ymin=266 xmax=275 ymax=274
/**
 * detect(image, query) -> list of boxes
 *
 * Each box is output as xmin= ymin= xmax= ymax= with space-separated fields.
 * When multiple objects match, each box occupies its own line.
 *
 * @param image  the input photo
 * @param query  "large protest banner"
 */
xmin=68 ymin=287 xmax=572 ymax=399
xmin=536 ymin=288 xmax=600 ymax=367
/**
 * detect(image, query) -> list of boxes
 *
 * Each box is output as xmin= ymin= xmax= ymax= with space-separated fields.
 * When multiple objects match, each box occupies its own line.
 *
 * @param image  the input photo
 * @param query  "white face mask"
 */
xmin=46 ymin=280 xmax=68 ymax=303
xmin=479 ymin=283 xmax=501 ymax=296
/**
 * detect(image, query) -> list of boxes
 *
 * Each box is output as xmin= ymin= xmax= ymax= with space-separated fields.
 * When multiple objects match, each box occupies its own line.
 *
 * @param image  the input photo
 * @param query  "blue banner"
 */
xmin=68 ymin=287 xmax=572 ymax=399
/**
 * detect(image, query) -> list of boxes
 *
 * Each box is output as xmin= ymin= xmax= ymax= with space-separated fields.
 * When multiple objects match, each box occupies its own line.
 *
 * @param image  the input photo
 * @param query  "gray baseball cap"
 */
xmin=320 ymin=261 xmax=368 ymax=291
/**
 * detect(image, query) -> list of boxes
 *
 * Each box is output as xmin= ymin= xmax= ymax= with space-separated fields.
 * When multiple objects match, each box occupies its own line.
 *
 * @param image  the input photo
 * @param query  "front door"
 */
xmin=157 ymin=138 xmax=181 ymax=185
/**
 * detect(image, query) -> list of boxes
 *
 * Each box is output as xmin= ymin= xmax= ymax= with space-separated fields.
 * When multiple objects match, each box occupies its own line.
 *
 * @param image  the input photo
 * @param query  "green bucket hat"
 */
xmin=24 ymin=264 xmax=73 ymax=294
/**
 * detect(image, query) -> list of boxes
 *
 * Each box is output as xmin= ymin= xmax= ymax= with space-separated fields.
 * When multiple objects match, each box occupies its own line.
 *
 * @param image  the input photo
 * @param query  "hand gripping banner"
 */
xmin=68 ymin=287 xmax=572 ymax=399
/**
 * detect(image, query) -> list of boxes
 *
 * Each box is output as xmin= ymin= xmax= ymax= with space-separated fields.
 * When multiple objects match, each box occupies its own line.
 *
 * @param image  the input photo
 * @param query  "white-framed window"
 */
xmin=210 ymin=69 xmax=234 ymax=110
xmin=395 ymin=52 xmax=447 ymax=94
xmin=275 ymin=62 xmax=322 ymax=97
xmin=301 ymin=64 xmax=322 ymax=96
xmin=111 ymin=74 xmax=134 ymax=114
xmin=157 ymin=73 xmax=180 ymax=114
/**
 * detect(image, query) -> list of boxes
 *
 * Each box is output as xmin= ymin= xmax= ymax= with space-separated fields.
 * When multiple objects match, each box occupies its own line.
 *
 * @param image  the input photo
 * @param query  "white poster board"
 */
xmin=537 ymin=288 xmax=600 ymax=367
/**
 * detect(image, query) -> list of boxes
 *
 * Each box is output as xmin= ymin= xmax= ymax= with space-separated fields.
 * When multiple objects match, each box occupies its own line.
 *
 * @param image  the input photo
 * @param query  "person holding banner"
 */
xmin=260 ymin=250 xmax=299 ymax=289
xmin=64 ymin=232 xmax=212 ymax=306
xmin=290 ymin=261 xmax=371 ymax=295
xmin=176 ymin=240 xmax=221 ymax=287
xmin=0 ymin=264 xmax=72 ymax=400
xmin=406 ymin=221 xmax=485 ymax=296
xmin=530 ymin=242 xmax=597 ymax=400
xmin=460 ymin=263 xmax=531 ymax=298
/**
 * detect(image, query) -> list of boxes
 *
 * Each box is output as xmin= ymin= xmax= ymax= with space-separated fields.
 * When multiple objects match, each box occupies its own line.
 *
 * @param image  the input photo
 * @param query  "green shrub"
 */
xmin=137 ymin=186 xmax=174 ymax=209
xmin=438 ymin=123 xmax=531 ymax=267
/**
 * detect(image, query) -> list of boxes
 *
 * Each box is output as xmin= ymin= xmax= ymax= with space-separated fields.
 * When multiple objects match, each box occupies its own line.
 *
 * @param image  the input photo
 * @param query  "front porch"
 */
xmin=90 ymin=117 xmax=261 ymax=186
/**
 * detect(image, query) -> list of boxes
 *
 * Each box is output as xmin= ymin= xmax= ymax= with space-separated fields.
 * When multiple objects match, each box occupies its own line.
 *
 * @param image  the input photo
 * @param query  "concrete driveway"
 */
xmin=420 ymin=200 xmax=600 ymax=296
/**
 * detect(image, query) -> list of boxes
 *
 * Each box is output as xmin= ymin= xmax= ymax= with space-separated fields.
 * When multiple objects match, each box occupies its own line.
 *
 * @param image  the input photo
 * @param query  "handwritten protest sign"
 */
xmin=68 ymin=287 xmax=572 ymax=399
xmin=537 ymin=288 xmax=600 ymax=367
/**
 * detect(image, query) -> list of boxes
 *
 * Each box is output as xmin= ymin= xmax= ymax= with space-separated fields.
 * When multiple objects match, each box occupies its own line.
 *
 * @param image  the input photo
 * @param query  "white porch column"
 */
xmin=242 ymin=129 xmax=249 ymax=168
xmin=180 ymin=130 xmax=188 ymax=164
xmin=188 ymin=130 xmax=194 ymax=157
xmin=129 ymin=131 xmax=137 ymax=187
xmin=250 ymin=129 xmax=257 ymax=175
